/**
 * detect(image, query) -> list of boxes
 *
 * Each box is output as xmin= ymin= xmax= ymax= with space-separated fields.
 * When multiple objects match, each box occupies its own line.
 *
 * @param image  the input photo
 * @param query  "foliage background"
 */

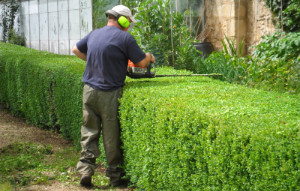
xmin=92 ymin=0 xmax=119 ymax=29
xmin=265 ymin=0 xmax=300 ymax=32
xmin=197 ymin=32 xmax=300 ymax=94
xmin=122 ymin=0 xmax=203 ymax=70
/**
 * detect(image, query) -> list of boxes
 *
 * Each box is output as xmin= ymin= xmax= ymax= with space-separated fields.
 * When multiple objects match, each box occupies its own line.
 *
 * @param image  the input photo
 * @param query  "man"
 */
xmin=72 ymin=5 xmax=155 ymax=188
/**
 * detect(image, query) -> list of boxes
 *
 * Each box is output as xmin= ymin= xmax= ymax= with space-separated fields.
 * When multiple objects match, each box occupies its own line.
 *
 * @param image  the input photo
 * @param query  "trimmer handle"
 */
xmin=127 ymin=60 xmax=156 ymax=79
xmin=146 ymin=62 xmax=155 ymax=77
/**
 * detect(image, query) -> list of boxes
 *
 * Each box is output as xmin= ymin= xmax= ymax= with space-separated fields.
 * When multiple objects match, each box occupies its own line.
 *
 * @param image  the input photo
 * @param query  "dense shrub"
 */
xmin=248 ymin=31 xmax=300 ymax=93
xmin=7 ymin=29 xmax=26 ymax=46
xmin=121 ymin=76 xmax=300 ymax=190
xmin=0 ymin=43 xmax=84 ymax=145
xmin=1 ymin=43 xmax=299 ymax=190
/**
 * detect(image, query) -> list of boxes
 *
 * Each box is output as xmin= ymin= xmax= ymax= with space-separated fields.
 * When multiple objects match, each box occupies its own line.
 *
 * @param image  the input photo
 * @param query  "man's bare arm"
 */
xmin=72 ymin=45 xmax=87 ymax=61
xmin=135 ymin=53 xmax=155 ymax=68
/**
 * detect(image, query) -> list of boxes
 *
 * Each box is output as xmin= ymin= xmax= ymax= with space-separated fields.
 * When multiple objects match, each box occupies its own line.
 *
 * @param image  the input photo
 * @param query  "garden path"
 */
xmin=0 ymin=105 xmax=130 ymax=191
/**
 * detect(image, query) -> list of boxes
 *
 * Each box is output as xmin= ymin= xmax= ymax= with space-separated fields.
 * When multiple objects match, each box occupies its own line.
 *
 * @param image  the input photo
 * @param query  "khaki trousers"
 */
xmin=77 ymin=84 xmax=124 ymax=183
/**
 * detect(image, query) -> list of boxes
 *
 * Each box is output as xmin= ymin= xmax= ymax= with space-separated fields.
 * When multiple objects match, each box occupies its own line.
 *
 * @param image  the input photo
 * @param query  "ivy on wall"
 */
xmin=0 ymin=0 xmax=25 ymax=45
xmin=265 ymin=0 xmax=300 ymax=32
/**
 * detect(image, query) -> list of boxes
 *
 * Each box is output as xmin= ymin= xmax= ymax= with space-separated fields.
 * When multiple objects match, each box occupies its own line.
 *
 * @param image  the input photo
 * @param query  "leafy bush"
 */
xmin=282 ymin=0 xmax=300 ymax=31
xmin=248 ymin=31 xmax=300 ymax=93
xmin=1 ymin=43 xmax=299 ymax=190
xmin=7 ymin=29 xmax=26 ymax=46
xmin=127 ymin=0 xmax=203 ymax=70
xmin=252 ymin=31 xmax=300 ymax=60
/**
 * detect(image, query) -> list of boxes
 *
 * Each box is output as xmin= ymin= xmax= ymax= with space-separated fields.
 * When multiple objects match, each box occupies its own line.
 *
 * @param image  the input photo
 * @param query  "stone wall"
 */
xmin=204 ymin=0 xmax=224 ymax=50
xmin=246 ymin=0 xmax=277 ymax=51
xmin=205 ymin=0 xmax=277 ymax=54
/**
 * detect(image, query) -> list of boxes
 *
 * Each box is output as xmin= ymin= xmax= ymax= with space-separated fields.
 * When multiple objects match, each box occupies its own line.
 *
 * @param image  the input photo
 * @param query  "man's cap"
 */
xmin=105 ymin=5 xmax=137 ymax=23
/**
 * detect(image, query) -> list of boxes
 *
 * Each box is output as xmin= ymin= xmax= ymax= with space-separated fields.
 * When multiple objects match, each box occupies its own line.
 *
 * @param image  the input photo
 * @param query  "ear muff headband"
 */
xmin=118 ymin=15 xmax=130 ymax=28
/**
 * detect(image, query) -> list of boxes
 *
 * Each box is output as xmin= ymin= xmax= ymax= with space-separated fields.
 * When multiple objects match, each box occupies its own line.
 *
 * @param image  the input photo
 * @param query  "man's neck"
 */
xmin=107 ymin=20 xmax=122 ymax=29
xmin=107 ymin=20 xmax=128 ymax=31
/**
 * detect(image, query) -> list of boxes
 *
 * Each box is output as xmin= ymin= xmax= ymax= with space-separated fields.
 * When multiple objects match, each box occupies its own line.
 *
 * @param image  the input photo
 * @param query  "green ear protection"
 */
xmin=118 ymin=16 xmax=130 ymax=28
xmin=105 ymin=10 xmax=130 ymax=28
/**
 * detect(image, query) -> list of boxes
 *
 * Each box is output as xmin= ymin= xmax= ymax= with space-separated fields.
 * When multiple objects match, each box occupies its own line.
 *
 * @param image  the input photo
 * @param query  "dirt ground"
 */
xmin=0 ymin=105 xmax=132 ymax=191
xmin=0 ymin=106 xmax=71 ymax=152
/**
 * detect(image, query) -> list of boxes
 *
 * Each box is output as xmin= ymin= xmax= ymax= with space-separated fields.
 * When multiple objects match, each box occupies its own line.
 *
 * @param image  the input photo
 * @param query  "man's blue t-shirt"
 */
xmin=76 ymin=26 xmax=145 ymax=90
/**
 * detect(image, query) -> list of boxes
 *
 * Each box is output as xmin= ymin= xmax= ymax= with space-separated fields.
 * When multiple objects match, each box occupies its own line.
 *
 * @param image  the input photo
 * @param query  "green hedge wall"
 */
xmin=0 ymin=43 xmax=84 ymax=144
xmin=1 ymin=43 xmax=300 ymax=190
xmin=121 ymin=77 xmax=300 ymax=190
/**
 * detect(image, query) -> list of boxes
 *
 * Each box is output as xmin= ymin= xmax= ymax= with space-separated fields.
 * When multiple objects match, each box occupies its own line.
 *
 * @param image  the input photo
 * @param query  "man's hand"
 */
xmin=72 ymin=45 xmax=87 ymax=61
xmin=135 ymin=53 xmax=155 ymax=68
xmin=149 ymin=53 xmax=155 ymax=63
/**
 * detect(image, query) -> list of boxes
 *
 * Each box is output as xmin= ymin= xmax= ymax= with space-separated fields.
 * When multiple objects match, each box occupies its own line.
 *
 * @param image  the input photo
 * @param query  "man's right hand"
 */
xmin=135 ymin=53 xmax=155 ymax=68
xmin=149 ymin=53 xmax=155 ymax=63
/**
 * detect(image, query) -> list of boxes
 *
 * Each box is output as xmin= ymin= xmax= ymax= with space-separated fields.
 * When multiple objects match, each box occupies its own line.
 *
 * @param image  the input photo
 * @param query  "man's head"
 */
xmin=106 ymin=5 xmax=136 ymax=29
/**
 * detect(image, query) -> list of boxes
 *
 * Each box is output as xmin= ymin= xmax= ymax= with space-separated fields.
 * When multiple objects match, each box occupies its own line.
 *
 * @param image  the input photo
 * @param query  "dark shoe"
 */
xmin=80 ymin=175 xmax=92 ymax=187
xmin=109 ymin=179 xmax=129 ymax=188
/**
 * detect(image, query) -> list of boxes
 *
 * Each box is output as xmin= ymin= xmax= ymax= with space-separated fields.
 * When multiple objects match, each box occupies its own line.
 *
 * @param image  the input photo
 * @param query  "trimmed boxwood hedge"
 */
xmin=0 ymin=43 xmax=84 ymax=143
xmin=0 ymin=43 xmax=299 ymax=190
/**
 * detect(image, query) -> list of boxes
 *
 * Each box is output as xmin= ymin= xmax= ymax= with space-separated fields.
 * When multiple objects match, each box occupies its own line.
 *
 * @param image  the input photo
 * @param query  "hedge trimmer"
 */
xmin=127 ymin=60 xmax=222 ymax=79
